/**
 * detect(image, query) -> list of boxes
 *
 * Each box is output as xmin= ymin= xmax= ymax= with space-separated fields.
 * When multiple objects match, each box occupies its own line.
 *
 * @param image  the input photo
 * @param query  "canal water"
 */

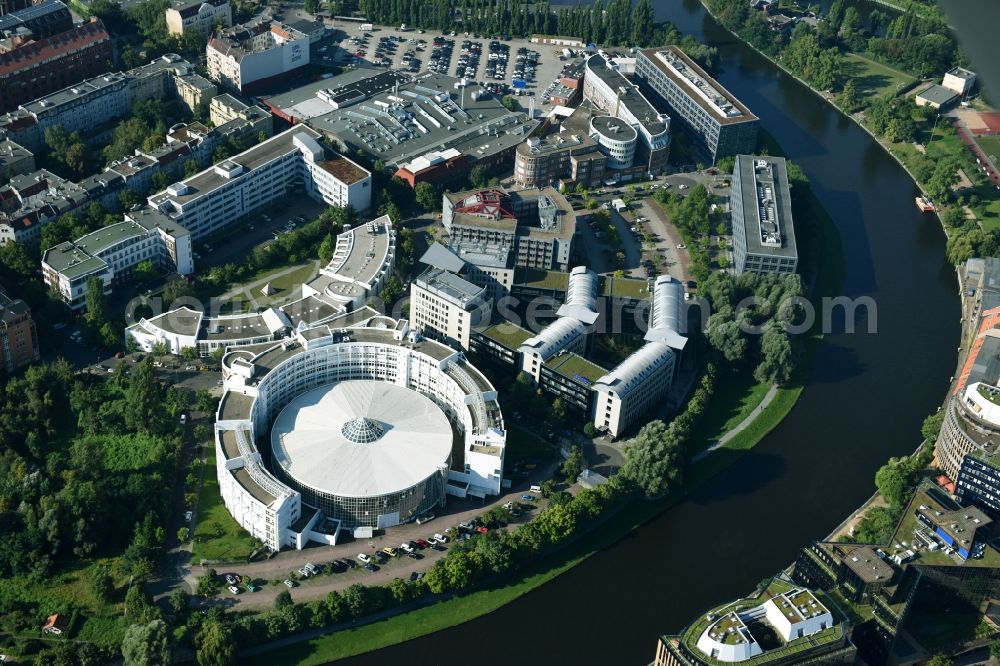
xmin=335 ymin=1 xmax=960 ymax=663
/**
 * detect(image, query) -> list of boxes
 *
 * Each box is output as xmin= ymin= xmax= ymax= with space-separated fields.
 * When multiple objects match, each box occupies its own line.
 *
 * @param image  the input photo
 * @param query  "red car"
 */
xmin=476 ymin=526 xmax=489 ymax=534
xmin=115 ymin=351 xmax=125 ymax=359
xmin=414 ymin=538 xmax=430 ymax=549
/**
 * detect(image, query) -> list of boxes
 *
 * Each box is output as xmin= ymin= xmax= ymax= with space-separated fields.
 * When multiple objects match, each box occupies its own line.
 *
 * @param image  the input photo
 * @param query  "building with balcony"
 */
xmin=730 ymin=155 xmax=797 ymax=275
xmin=635 ymin=46 xmax=758 ymax=166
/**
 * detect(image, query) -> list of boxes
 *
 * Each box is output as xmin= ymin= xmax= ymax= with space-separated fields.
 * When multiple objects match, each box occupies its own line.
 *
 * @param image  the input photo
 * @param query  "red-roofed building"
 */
xmin=394 ymin=149 xmax=469 ymax=188
xmin=0 ymin=18 xmax=112 ymax=113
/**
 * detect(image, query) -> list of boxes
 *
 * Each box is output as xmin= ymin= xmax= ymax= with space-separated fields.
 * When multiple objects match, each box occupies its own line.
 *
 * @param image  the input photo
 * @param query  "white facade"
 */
xmin=302 ymin=215 xmax=394 ymax=312
xmin=207 ymin=19 xmax=309 ymax=94
xmin=942 ymin=67 xmax=976 ymax=96
xmin=592 ymin=341 xmax=675 ymax=438
xmin=215 ymin=314 xmax=505 ymax=549
xmin=411 ymin=268 xmax=490 ymax=350
xmin=589 ymin=115 xmax=638 ymax=170
xmin=148 ymin=126 xmax=371 ymax=241
xmin=126 ymin=306 xmax=202 ymax=354
xmin=166 ymin=0 xmax=232 ymax=36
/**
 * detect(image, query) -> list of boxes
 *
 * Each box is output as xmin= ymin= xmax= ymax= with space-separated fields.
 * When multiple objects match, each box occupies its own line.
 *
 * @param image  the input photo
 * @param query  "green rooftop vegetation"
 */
xmin=676 ymin=579 xmax=848 ymax=666
xmin=481 ymin=322 xmax=533 ymax=349
xmin=708 ymin=613 xmax=749 ymax=646
xmin=890 ymin=490 xmax=1000 ymax=569
xmin=515 ymin=268 xmax=569 ymax=290
xmin=976 ymin=383 xmax=1000 ymax=406
xmin=602 ymin=275 xmax=649 ymax=299
xmin=544 ymin=352 xmax=607 ymax=384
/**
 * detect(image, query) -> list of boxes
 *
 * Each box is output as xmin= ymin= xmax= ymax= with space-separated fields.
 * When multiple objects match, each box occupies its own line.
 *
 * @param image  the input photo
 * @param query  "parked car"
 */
xmin=414 ymin=538 xmax=431 ymax=549
xmin=415 ymin=512 xmax=435 ymax=525
xmin=357 ymin=553 xmax=371 ymax=563
xmin=476 ymin=526 xmax=489 ymax=534
xmin=184 ymin=510 xmax=192 ymax=522
xmin=521 ymin=494 xmax=534 ymax=501
xmin=676 ymin=243 xmax=686 ymax=249
xmin=433 ymin=533 xmax=448 ymax=543
xmin=400 ymin=542 xmax=415 ymax=553
xmin=228 ymin=586 xmax=240 ymax=594
xmin=225 ymin=574 xmax=236 ymax=585
xmin=364 ymin=563 xmax=378 ymax=572
xmin=382 ymin=547 xmax=398 ymax=557
xmin=246 ymin=582 xmax=257 ymax=592
xmin=283 ymin=579 xmax=296 ymax=588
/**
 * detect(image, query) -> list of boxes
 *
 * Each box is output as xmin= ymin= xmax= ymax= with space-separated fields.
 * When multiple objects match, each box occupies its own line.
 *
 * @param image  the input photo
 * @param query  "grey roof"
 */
xmin=982 ymin=257 xmax=1000 ymax=311
xmin=589 ymin=115 xmax=637 ymax=142
xmin=416 ymin=266 xmax=484 ymax=307
xmin=586 ymin=54 xmax=667 ymax=137
xmin=0 ymin=0 xmax=69 ymax=33
xmin=733 ymin=155 xmax=797 ymax=260
xmin=595 ymin=341 xmax=674 ymax=397
xmin=644 ymin=275 xmax=687 ymax=351
xmin=519 ymin=316 xmax=585 ymax=360
xmin=917 ymin=84 xmax=959 ymax=106
xmin=967 ymin=335 xmax=1000 ymax=388
xmin=556 ymin=266 xmax=600 ymax=325
xmin=947 ymin=66 xmax=976 ymax=80
xmin=419 ymin=242 xmax=466 ymax=273
xmin=143 ymin=306 xmax=203 ymax=337
xmin=639 ymin=47 xmax=757 ymax=125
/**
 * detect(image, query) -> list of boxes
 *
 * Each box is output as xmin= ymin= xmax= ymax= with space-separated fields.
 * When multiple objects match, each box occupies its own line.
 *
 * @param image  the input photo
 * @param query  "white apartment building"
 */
xmin=42 ymin=208 xmax=193 ymax=310
xmin=166 ymin=0 xmax=231 ymax=36
xmin=411 ymin=267 xmax=491 ymax=350
xmin=207 ymin=18 xmax=309 ymax=95
xmin=147 ymin=126 xmax=371 ymax=242
xmin=302 ymin=214 xmax=395 ymax=313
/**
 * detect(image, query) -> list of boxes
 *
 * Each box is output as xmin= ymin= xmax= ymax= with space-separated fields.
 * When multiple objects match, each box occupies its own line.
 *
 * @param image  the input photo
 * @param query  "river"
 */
xmin=334 ymin=1 xmax=960 ymax=663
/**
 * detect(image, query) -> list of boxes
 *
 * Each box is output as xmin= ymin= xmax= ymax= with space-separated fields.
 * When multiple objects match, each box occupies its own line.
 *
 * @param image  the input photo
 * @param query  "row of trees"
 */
xmin=653 ymin=184 xmax=722 ymax=283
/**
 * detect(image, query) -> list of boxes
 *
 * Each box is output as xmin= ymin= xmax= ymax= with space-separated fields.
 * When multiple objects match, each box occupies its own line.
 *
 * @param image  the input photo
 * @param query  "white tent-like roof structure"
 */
xmin=270 ymin=380 xmax=452 ymax=498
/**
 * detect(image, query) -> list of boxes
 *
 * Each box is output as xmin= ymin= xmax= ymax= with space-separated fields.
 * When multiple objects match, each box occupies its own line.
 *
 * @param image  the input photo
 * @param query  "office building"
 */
xmin=514 ymin=105 xmax=608 ymax=189
xmin=730 ymin=155 xmax=797 ymax=275
xmin=582 ymin=53 xmax=670 ymax=175
xmin=215 ymin=312 xmax=505 ymax=548
xmin=411 ymin=266 xmax=490 ymax=351
xmin=207 ymin=18 xmax=309 ymax=95
xmin=42 ymin=208 xmax=193 ymax=310
xmin=443 ymin=186 xmax=577 ymax=272
xmin=592 ymin=275 xmax=684 ymax=438
xmin=148 ymin=126 xmax=371 ymax=242
xmin=0 ymin=288 xmax=38 ymax=372
xmin=0 ymin=18 xmax=112 ymax=113
xmin=264 ymin=69 xmax=538 ymax=173
xmin=166 ymin=0 xmax=231 ymax=36
xmin=635 ymin=46 xmax=759 ymax=165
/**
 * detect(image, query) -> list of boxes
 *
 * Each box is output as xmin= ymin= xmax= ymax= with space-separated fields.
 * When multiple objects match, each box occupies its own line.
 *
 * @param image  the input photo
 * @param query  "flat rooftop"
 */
xmin=232 ymin=466 xmax=277 ymax=505
xmin=219 ymin=390 xmax=254 ymax=421
xmin=479 ymin=322 xmax=532 ymax=349
xmin=734 ymin=155 xmax=797 ymax=259
xmin=324 ymin=215 xmax=391 ymax=286
xmin=299 ymin=70 xmax=538 ymax=166
xmin=918 ymin=84 xmax=960 ymax=106
xmin=416 ymin=266 xmax=484 ymax=306
xmin=318 ymin=153 xmax=369 ymax=185
xmin=149 ymin=126 xmax=322 ymax=208
xmin=641 ymin=46 xmax=757 ymax=125
xmin=586 ymin=54 xmax=666 ymax=137
xmin=840 ymin=545 xmax=895 ymax=584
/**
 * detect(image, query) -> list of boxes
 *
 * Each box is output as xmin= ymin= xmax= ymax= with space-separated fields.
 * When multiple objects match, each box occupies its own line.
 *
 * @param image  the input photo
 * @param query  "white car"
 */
xmin=283 ymin=579 xmax=296 ymax=588
xmin=400 ymin=542 xmax=415 ymax=554
xmin=184 ymin=511 xmax=192 ymax=522
xmin=676 ymin=244 xmax=686 ymax=249
xmin=357 ymin=553 xmax=371 ymax=563
xmin=228 ymin=585 xmax=240 ymax=594
xmin=678 ymin=184 xmax=689 ymax=190
xmin=433 ymin=533 xmax=449 ymax=543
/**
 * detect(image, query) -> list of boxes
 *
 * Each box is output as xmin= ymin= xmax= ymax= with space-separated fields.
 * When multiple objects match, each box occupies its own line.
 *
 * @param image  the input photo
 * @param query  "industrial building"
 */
xmin=634 ymin=46 xmax=759 ymax=166
xmin=207 ymin=18 xmax=309 ymax=95
xmin=214 ymin=311 xmax=505 ymax=549
xmin=165 ymin=0 xmax=231 ymax=36
xmin=582 ymin=53 xmax=671 ymax=175
xmin=42 ymin=208 xmax=193 ymax=309
xmin=264 ymin=69 xmax=538 ymax=173
xmin=147 ymin=125 xmax=371 ymax=242
xmin=730 ymin=155 xmax=797 ymax=275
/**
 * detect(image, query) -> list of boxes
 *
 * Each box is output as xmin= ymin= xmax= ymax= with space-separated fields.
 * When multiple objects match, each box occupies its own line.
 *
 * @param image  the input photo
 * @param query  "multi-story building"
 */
xmin=0 ymin=53 xmax=216 ymax=153
xmin=42 ymin=208 xmax=193 ymax=309
xmin=0 ymin=138 xmax=34 ymax=177
xmin=0 ymin=0 xmax=72 ymax=40
xmin=0 ymin=169 xmax=88 ymax=244
xmin=0 ymin=289 xmax=39 ymax=372
xmin=730 ymin=155 xmax=797 ymax=275
xmin=514 ymin=106 xmax=608 ymax=189
xmin=207 ymin=18 xmax=309 ymax=95
xmin=592 ymin=275 xmax=685 ymax=438
xmin=582 ymin=53 xmax=670 ymax=175
xmin=443 ymin=186 xmax=577 ymax=272
xmin=148 ymin=126 xmax=371 ymax=241
xmin=0 ymin=18 xmax=112 ymax=113
xmin=942 ymin=66 xmax=976 ymax=96
xmin=635 ymin=46 xmax=758 ymax=166
xmin=165 ymin=0 xmax=231 ymax=36
xmin=652 ymin=579 xmax=856 ymax=666
xmin=394 ymin=148 xmax=469 ymax=188
xmin=411 ymin=266 xmax=491 ymax=351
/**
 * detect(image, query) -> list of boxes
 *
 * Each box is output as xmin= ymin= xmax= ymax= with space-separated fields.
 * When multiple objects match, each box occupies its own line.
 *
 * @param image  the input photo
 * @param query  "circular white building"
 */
xmin=213 ymin=312 xmax=506 ymax=551
xmin=589 ymin=115 xmax=638 ymax=170
xmin=270 ymin=381 xmax=452 ymax=528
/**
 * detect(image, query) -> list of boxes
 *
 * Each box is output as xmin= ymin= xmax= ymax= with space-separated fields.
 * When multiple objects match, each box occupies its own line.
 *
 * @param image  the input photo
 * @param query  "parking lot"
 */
xmin=320 ymin=22 xmax=586 ymax=115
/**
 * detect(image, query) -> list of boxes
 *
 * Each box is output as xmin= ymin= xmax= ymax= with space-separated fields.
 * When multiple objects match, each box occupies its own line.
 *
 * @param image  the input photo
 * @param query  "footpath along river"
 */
xmin=337 ymin=1 xmax=960 ymax=663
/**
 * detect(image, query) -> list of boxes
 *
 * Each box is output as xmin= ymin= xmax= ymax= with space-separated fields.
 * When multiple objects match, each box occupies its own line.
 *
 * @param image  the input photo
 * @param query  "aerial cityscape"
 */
xmin=0 ymin=0 xmax=997 ymax=664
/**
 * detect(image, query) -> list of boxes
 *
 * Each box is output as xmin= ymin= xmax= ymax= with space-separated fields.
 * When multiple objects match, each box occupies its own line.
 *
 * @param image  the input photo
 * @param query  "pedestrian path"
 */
xmin=692 ymin=383 xmax=779 ymax=462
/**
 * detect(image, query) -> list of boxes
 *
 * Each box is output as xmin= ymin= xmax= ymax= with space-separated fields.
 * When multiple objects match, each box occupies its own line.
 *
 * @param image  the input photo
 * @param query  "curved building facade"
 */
xmin=214 ymin=312 xmax=505 ymax=550
xmin=589 ymin=115 xmax=637 ymax=170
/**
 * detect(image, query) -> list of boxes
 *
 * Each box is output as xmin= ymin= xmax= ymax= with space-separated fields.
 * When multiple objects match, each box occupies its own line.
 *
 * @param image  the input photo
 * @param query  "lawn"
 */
xmin=842 ymin=53 xmax=917 ymax=100
xmin=688 ymin=370 xmax=771 ymax=453
xmin=976 ymin=134 xmax=1000 ymax=164
xmin=191 ymin=449 xmax=261 ymax=563
xmin=255 ymin=262 xmax=317 ymax=302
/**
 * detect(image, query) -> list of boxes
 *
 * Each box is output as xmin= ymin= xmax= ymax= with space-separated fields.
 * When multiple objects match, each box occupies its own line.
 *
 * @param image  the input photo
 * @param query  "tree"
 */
xmin=126 ymin=358 xmax=162 ymax=434
xmin=184 ymin=159 xmax=200 ymax=177
xmin=304 ymin=0 xmax=318 ymax=13
xmin=755 ymin=323 xmax=795 ymax=384
xmin=837 ymin=78 xmax=861 ymax=113
xmin=631 ymin=0 xmax=653 ymax=45
xmin=274 ymin=589 xmax=293 ymax=610
xmin=619 ymin=420 xmax=684 ymax=497
xmin=85 ymin=277 xmax=108 ymax=327
xmin=414 ymin=182 xmax=439 ymax=212
xmin=89 ymin=563 xmax=114 ymax=604
xmin=706 ymin=312 xmax=748 ymax=363
xmin=561 ymin=444 xmax=583 ymax=481
xmin=921 ymin=411 xmax=944 ymax=443
xmin=196 ymin=622 xmax=234 ymax=666
xmin=122 ymin=619 xmax=171 ymax=666
xmin=551 ymin=397 xmax=568 ymax=425
xmin=124 ymin=585 xmax=155 ymax=624
xmin=925 ymin=657 xmax=953 ymax=666
xmin=500 ymin=95 xmax=518 ymax=112
xmin=989 ymin=639 xmax=1000 ymax=661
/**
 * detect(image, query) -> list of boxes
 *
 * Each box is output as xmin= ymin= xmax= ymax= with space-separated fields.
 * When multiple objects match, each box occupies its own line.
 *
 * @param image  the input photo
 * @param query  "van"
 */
xmin=415 ymin=513 xmax=435 ymax=525
xmin=529 ymin=485 xmax=542 ymax=493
